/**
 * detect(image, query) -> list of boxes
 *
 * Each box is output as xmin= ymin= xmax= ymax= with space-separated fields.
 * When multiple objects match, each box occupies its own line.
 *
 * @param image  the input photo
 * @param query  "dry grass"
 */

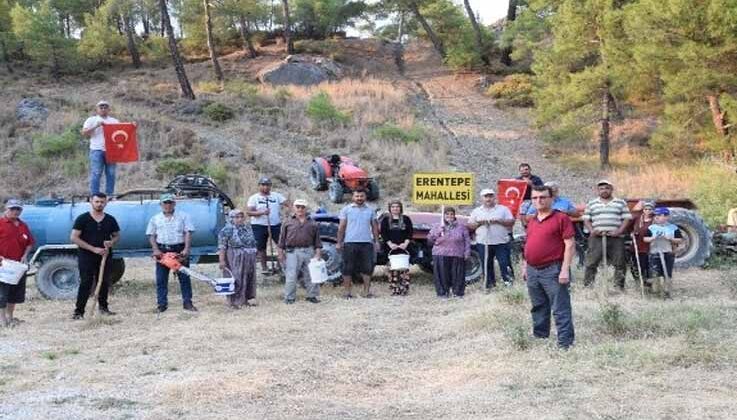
xmin=1 ymin=264 xmax=736 ymax=419
xmin=608 ymin=164 xmax=693 ymax=198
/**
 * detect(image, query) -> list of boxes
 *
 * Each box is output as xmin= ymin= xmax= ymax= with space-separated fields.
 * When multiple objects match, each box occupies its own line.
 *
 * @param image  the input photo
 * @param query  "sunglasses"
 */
xmin=531 ymin=196 xmax=550 ymax=200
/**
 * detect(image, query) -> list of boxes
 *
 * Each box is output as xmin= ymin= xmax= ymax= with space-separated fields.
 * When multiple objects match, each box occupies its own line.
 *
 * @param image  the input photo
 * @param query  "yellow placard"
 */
xmin=412 ymin=172 xmax=475 ymax=205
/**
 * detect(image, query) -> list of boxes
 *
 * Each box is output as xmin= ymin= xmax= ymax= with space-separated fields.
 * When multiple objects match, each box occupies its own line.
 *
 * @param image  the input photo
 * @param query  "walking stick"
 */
xmin=90 ymin=252 xmax=109 ymax=318
xmin=266 ymin=198 xmax=274 ymax=274
xmin=599 ymin=234 xmax=608 ymax=299
xmin=630 ymin=233 xmax=645 ymax=298
xmin=657 ymin=251 xmax=670 ymax=298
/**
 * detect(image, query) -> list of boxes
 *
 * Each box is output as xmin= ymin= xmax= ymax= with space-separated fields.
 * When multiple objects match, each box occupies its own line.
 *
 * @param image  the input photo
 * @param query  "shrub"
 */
xmin=499 ymin=287 xmax=527 ymax=306
xmin=373 ymin=123 xmax=425 ymax=143
xmin=155 ymin=158 xmax=204 ymax=177
xmin=273 ymin=87 xmax=292 ymax=106
xmin=597 ymin=302 xmax=628 ymax=336
xmin=486 ymin=74 xmax=534 ymax=107
xmin=197 ymin=81 xmax=222 ymax=94
xmin=62 ymin=152 xmax=88 ymax=177
xmin=306 ymin=92 xmax=350 ymax=126
xmin=503 ymin=321 xmax=531 ymax=350
xmin=687 ymin=162 xmax=737 ymax=228
xmin=203 ymin=102 xmax=235 ymax=122
xmin=224 ymin=80 xmax=259 ymax=101
xmin=141 ymin=36 xmax=170 ymax=65
xmin=205 ymin=161 xmax=229 ymax=187
xmin=33 ymin=125 xmax=83 ymax=158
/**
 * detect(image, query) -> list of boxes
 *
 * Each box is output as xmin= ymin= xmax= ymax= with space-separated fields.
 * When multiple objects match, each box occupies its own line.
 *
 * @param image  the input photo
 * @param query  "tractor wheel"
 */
xmin=329 ymin=182 xmax=344 ymax=204
xmin=35 ymin=255 xmax=80 ymax=300
xmin=669 ymin=208 xmax=712 ymax=268
xmin=110 ymin=258 xmax=126 ymax=285
xmin=367 ymin=179 xmax=380 ymax=201
xmin=464 ymin=249 xmax=482 ymax=285
xmin=310 ymin=160 xmax=327 ymax=191
xmin=320 ymin=241 xmax=344 ymax=283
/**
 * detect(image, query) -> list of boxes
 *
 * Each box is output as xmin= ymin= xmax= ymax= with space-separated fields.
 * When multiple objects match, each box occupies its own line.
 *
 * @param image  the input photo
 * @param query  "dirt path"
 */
xmin=401 ymin=43 xmax=598 ymax=202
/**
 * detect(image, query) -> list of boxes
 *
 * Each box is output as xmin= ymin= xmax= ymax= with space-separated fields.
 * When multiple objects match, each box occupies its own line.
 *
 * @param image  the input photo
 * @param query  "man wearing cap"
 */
xmin=468 ymin=188 xmax=515 ymax=290
xmin=277 ymin=199 xmax=323 ymax=304
xmin=82 ymin=101 xmax=120 ymax=196
xmin=70 ymin=193 xmax=120 ymax=319
xmin=247 ymin=177 xmax=288 ymax=274
xmin=147 ymin=193 xmax=197 ymax=312
xmin=582 ymin=180 xmax=632 ymax=290
xmin=0 ymin=199 xmax=34 ymax=327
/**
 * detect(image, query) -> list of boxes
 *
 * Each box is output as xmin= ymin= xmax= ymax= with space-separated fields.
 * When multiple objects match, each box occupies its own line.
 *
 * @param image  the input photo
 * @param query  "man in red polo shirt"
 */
xmin=522 ymin=185 xmax=576 ymax=349
xmin=0 ymin=199 xmax=35 ymax=328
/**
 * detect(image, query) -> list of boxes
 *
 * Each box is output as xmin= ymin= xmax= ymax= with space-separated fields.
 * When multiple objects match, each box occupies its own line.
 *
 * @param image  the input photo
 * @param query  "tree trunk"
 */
xmin=203 ymin=0 xmax=223 ymax=81
xmin=463 ymin=0 xmax=488 ymax=65
xmin=409 ymin=1 xmax=445 ymax=58
xmin=160 ymin=13 xmax=165 ymax=36
xmin=239 ymin=15 xmax=258 ymax=58
xmin=396 ymin=11 xmax=404 ymax=43
xmin=281 ymin=0 xmax=294 ymax=54
xmin=142 ymin=13 xmax=150 ymax=36
xmin=0 ymin=37 xmax=13 ymax=73
xmin=500 ymin=0 xmax=517 ymax=66
xmin=599 ymin=86 xmax=612 ymax=169
xmin=123 ymin=13 xmax=142 ymax=68
xmin=707 ymin=94 xmax=734 ymax=160
xmin=159 ymin=0 xmax=195 ymax=99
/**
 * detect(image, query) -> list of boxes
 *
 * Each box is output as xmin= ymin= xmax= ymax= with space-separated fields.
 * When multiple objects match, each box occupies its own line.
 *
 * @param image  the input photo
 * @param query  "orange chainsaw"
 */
xmin=158 ymin=252 xmax=234 ymax=295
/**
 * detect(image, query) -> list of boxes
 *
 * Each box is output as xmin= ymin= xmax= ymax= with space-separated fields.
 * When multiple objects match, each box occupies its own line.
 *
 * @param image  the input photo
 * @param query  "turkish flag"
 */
xmin=497 ymin=179 xmax=529 ymax=218
xmin=103 ymin=123 xmax=139 ymax=163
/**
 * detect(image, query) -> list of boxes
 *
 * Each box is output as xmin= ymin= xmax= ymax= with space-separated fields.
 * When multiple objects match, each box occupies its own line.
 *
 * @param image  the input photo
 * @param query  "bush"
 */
xmin=503 ymin=321 xmax=531 ymax=350
xmin=306 ymin=92 xmax=350 ymax=126
xmin=499 ymin=287 xmax=527 ymax=306
xmin=224 ymin=80 xmax=259 ymax=99
xmin=62 ymin=152 xmax=88 ymax=177
xmin=33 ymin=126 xmax=83 ymax=158
xmin=687 ymin=162 xmax=737 ymax=228
xmin=203 ymin=103 xmax=235 ymax=122
xmin=205 ymin=161 xmax=229 ymax=187
xmin=197 ymin=81 xmax=222 ymax=94
xmin=597 ymin=302 xmax=628 ymax=336
xmin=486 ymin=74 xmax=534 ymax=107
xmin=273 ymin=87 xmax=292 ymax=106
xmin=141 ymin=36 xmax=170 ymax=65
xmin=156 ymin=158 xmax=204 ymax=177
xmin=373 ymin=123 xmax=425 ymax=143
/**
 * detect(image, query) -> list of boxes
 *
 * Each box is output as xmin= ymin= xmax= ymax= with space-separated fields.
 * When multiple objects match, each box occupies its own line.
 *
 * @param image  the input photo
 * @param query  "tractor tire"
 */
xmin=669 ymin=207 xmax=712 ymax=268
xmin=418 ymin=249 xmax=482 ymax=285
xmin=367 ymin=179 xmax=380 ymax=201
xmin=35 ymin=255 xmax=80 ymax=300
xmin=310 ymin=160 xmax=327 ymax=191
xmin=110 ymin=258 xmax=126 ymax=285
xmin=329 ymin=182 xmax=344 ymax=204
xmin=320 ymin=241 xmax=344 ymax=283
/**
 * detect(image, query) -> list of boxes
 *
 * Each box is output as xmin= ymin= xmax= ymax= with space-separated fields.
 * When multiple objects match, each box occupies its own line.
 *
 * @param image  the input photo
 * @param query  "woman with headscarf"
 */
xmin=632 ymin=201 xmax=655 ymax=285
xmin=218 ymin=209 xmax=258 ymax=308
xmin=380 ymin=200 xmax=414 ymax=296
xmin=427 ymin=207 xmax=471 ymax=298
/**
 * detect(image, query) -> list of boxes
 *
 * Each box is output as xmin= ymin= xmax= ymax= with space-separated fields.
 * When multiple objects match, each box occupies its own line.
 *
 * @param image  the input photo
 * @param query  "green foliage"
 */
xmin=11 ymin=0 xmax=76 ymax=74
xmin=273 ymin=87 xmax=293 ymax=106
xmin=205 ymin=161 xmax=230 ymax=186
xmin=597 ymin=302 xmax=628 ymax=336
xmin=198 ymin=80 xmax=223 ymax=93
xmin=156 ymin=158 xmax=205 ymax=177
xmin=486 ymin=74 xmax=534 ymax=107
xmin=62 ymin=152 xmax=88 ymax=177
xmin=687 ymin=162 xmax=737 ymax=228
xmin=203 ymin=102 xmax=235 ymax=122
xmin=498 ymin=287 xmax=527 ymax=306
xmin=503 ymin=321 xmax=531 ymax=350
xmin=373 ymin=122 xmax=425 ymax=143
xmin=78 ymin=4 xmax=126 ymax=63
xmin=306 ymin=91 xmax=350 ymax=126
xmin=33 ymin=125 xmax=83 ymax=158
xmin=223 ymin=80 xmax=260 ymax=103
xmin=292 ymin=0 xmax=367 ymax=38
xmin=141 ymin=36 xmax=170 ymax=64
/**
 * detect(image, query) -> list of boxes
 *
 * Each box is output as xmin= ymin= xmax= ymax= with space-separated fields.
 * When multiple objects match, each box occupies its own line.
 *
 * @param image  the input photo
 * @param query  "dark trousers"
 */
xmin=649 ymin=252 xmax=675 ymax=279
xmin=476 ymin=243 xmax=512 ymax=288
xmin=527 ymin=262 xmax=575 ymax=348
xmin=75 ymin=254 xmax=113 ymax=315
xmin=584 ymin=235 xmax=626 ymax=287
xmin=636 ymin=252 xmax=651 ymax=281
xmin=155 ymin=243 xmax=193 ymax=307
xmin=433 ymin=255 xmax=465 ymax=297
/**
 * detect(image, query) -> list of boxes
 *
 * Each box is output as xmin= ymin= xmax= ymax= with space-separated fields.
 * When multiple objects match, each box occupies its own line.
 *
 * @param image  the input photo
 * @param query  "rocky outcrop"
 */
xmin=257 ymin=55 xmax=343 ymax=86
xmin=16 ymin=98 xmax=49 ymax=127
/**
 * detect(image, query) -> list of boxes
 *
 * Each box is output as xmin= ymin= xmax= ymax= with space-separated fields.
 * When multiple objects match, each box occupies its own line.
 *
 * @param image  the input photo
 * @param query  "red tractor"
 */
xmin=310 ymin=155 xmax=380 ymax=203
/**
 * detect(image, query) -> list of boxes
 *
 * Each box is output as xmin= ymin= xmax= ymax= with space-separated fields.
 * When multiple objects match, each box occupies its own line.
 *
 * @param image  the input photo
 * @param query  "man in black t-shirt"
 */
xmin=70 ymin=193 xmax=121 ymax=319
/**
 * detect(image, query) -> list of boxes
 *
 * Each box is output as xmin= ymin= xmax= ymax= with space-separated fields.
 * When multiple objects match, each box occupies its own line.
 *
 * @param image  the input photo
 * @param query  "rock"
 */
xmin=257 ymin=55 xmax=343 ymax=86
xmin=15 ymin=98 xmax=49 ymax=127
xmin=174 ymin=99 xmax=211 ymax=116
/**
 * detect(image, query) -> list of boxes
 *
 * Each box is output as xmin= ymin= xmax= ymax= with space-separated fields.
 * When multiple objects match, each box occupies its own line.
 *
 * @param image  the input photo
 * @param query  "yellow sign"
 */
xmin=412 ymin=172 xmax=475 ymax=205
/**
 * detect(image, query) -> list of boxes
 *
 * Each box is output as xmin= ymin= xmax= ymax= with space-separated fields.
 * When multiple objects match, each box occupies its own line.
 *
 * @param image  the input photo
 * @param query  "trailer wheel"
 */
xmin=310 ymin=160 xmax=327 ymax=191
xmin=36 ymin=255 xmax=79 ymax=300
xmin=367 ymin=179 xmax=380 ymax=201
xmin=110 ymin=258 xmax=126 ymax=285
xmin=669 ymin=208 xmax=712 ymax=268
xmin=328 ymin=182 xmax=344 ymax=204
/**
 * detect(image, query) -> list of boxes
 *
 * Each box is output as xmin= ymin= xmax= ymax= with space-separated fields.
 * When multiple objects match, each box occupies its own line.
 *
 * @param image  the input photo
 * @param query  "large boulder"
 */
xmin=16 ymin=98 xmax=49 ymax=127
xmin=257 ymin=55 xmax=343 ymax=86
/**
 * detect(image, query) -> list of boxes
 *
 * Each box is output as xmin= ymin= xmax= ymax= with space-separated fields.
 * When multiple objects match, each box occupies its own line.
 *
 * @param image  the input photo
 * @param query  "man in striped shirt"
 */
xmin=582 ymin=180 xmax=632 ymax=289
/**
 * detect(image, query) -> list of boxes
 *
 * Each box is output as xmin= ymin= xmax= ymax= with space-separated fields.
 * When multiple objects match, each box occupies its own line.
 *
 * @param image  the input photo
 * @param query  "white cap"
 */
xmin=96 ymin=100 xmax=110 ymax=107
xmin=480 ymin=188 xmax=495 ymax=196
xmin=293 ymin=199 xmax=309 ymax=207
xmin=597 ymin=179 xmax=613 ymax=186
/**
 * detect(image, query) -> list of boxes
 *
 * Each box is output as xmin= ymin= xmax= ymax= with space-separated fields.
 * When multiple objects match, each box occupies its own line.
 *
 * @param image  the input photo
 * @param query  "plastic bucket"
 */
xmin=0 ymin=259 xmax=28 ymax=285
xmin=213 ymin=268 xmax=235 ymax=295
xmin=388 ymin=250 xmax=410 ymax=271
xmin=308 ymin=259 xmax=328 ymax=284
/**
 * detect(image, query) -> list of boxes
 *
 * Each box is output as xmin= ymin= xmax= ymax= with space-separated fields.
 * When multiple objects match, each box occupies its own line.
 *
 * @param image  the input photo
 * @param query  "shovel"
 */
xmin=631 ymin=233 xmax=645 ymax=298
xmin=89 ymin=252 xmax=109 ymax=319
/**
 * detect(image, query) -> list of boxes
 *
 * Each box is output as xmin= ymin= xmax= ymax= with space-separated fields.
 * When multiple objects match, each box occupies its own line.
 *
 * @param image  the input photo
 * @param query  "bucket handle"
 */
xmin=220 ymin=267 xmax=234 ymax=279
xmin=388 ymin=248 xmax=410 ymax=255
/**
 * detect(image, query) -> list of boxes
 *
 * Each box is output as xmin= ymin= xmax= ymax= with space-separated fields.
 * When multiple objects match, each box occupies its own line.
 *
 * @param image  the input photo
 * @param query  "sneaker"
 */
xmin=99 ymin=308 xmax=117 ymax=316
xmin=157 ymin=305 xmax=168 ymax=313
xmin=183 ymin=303 xmax=198 ymax=312
xmin=72 ymin=313 xmax=84 ymax=320
xmin=504 ymin=281 xmax=512 ymax=287
xmin=306 ymin=297 xmax=320 ymax=304
xmin=343 ymin=293 xmax=354 ymax=300
xmin=285 ymin=299 xmax=295 ymax=304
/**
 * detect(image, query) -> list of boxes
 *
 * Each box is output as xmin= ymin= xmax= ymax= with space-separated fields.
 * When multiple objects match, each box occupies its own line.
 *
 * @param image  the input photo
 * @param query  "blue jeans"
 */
xmin=476 ymin=243 xmax=512 ymax=288
xmin=89 ymin=150 xmax=116 ymax=195
xmin=155 ymin=244 xmax=193 ymax=307
xmin=527 ymin=262 xmax=575 ymax=348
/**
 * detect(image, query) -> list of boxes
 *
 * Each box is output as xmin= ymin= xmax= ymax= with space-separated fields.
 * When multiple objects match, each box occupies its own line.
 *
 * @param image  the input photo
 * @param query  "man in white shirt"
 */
xmin=468 ymin=188 xmax=515 ymax=291
xmin=146 ymin=193 xmax=197 ymax=313
xmin=247 ymin=177 xmax=289 ymax=274
xmin=81 ymin=100 xmax=120 ymax=196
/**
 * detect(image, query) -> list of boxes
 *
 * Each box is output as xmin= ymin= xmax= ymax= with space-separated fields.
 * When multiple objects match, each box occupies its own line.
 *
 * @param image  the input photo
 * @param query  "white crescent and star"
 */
xmin=111 ymin=130 xmax=129 ymax=149
xmin=505 ymin=186 xmax=521 ymax=198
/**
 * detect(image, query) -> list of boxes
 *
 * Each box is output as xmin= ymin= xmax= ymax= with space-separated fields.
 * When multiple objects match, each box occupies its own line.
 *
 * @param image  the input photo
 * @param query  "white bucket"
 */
xmin=0 ymin=259 xmax=28 ymax=285
xmin=308 ymin=259 xmax=328 ymax=284
xmin=388 ymin=252 xmax=410 ymax=271
xmin=213 ymin=268 xmax=235 ymax=295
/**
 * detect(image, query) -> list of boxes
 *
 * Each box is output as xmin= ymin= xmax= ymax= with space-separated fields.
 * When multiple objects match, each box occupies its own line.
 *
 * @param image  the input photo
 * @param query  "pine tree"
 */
xmin=159 ymin=0 xmax=195 ymax=99
xmin=462 ymin=0 xmax=488 ymax=65
xmin=0 ymin=0 xmax=14 ymax=72
xmin=281 ymin=0 xmax=294 ymax=54
xmin=203 ymin=0 xmax=223 ymax=80
xmin=78 ymin=3 xmax=126 ymax=64
xmin=11 ymin=0 xmax=74 ymax=78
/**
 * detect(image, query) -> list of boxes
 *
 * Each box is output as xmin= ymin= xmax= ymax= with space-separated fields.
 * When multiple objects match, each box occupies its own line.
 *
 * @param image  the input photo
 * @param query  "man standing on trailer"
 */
xmin=247 ymin=177 xmax=289 ymax=275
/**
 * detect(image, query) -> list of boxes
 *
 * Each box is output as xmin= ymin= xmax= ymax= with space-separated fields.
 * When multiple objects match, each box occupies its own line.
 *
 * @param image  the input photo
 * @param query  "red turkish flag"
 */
xmin=497 ymin=179 xmax=529 ymax=218
xmin=103 ymin=123 xmax=139 ymax=163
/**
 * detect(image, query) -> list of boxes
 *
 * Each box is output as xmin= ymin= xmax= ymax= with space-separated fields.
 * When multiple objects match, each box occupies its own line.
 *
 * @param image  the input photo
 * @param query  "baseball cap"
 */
xmin=544 ymin=181 xmax=559 ymax=188
xmin=159 ymin=193 xmax=176 ymax=203
xmin=643 ymin=201 xmax=655 ymax=209
xmin=96 ymin=100 xmax=110 ymax=107
xmin=480 ymin=188 xmax=495 ymax=196
xmin=5 ymin=199 xmax=23 ymax=209
xmin=258 ymin=177 xmax=272 ymax=185
xmin=654 ymin=207 xmax=670 ymax=216
xmin=293 ymin=199 xmax=308 ymax=207
xmin=597 ymin=179 xmax=613 ymax=186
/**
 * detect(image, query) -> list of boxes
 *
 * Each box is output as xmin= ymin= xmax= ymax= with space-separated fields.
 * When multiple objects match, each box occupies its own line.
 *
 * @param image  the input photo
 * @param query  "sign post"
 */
xmin=412 ymin=172 xmax=475 ymax=225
